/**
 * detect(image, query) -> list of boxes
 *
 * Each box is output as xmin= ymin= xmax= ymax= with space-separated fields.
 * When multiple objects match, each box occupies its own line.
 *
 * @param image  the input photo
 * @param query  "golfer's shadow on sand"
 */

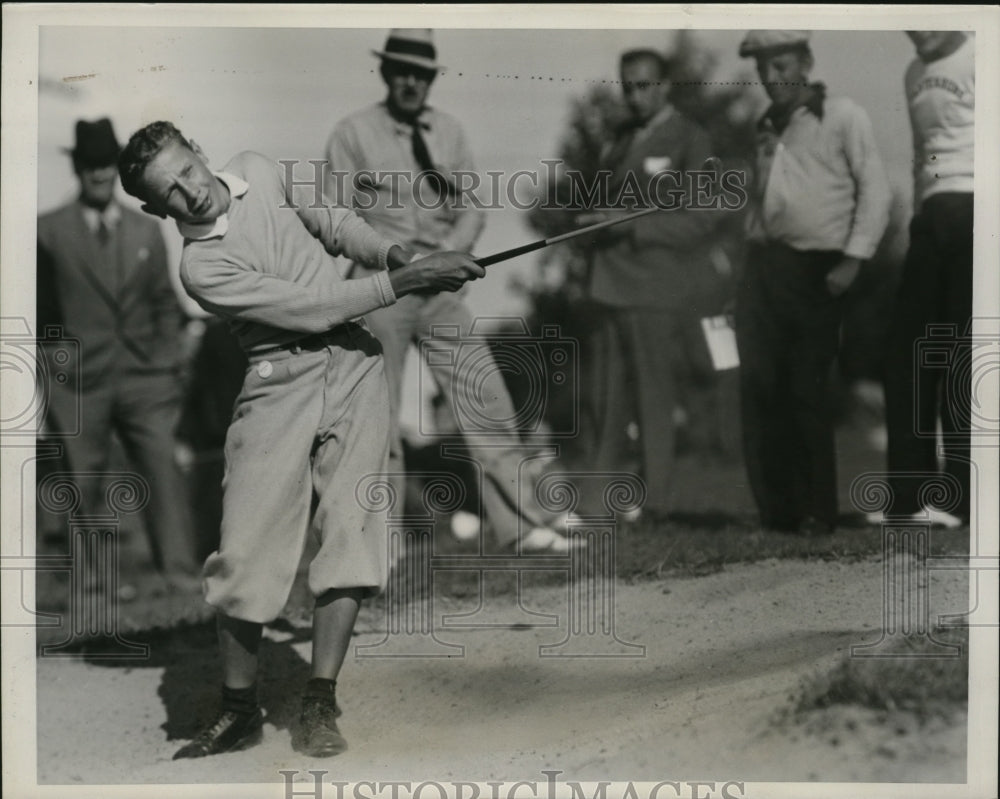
xmin=83 ymin=618 xmax=313 ymax=742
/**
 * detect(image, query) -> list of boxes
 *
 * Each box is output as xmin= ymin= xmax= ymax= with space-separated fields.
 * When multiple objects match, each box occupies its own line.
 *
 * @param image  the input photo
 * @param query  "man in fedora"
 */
xmin=735 ymin=32 xmax=891 ymax=536
xmin=37 ymin=118 xmax=200 ymax=593
xmin=325 ymin=29 xmax=578 ymax=553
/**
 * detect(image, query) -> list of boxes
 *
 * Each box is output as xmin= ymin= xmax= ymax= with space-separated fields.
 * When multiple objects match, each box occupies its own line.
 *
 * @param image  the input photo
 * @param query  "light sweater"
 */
xmin=179 ymin=151 xmax=398 ymax=353
xmin=750 ymin=96 xmax=892 ymax=261
xmin=325 ymin=102 xmax=485 ymax=260
xmin=905 ymin=34 xmax=975 ymax=205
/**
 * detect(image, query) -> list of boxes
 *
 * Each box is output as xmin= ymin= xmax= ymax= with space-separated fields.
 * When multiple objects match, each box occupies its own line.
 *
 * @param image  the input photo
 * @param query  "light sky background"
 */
xmin=30 ymin=24 xmax=946 ymax=433
xmin=4 ymin=7 xmax=999 ymax=799
xmin=37 ymin=26 xmax=922 ymax=316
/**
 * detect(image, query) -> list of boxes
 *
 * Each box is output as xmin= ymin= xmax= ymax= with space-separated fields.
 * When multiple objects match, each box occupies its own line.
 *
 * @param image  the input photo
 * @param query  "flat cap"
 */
xmin=739 ymin=30 xmax=811 ymax=57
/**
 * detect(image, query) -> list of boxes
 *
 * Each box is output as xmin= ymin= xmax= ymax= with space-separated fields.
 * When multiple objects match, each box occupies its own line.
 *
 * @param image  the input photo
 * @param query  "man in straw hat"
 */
xmin=325 ymin=29 xmax=580 ymax=553
xmin=37 ymin=118 xmax=200 ymax=596
xmin=735 ymin=31 xmax=891 ymax=536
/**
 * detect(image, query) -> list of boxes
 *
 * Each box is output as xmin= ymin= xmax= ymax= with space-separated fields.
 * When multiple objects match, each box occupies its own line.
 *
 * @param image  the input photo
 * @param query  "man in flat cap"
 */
xmin=736 ymin=32 xmax=892 ymax=536
xmin=325 ymin=29 xmax=578 ymax=553
xmin=37 ymin=118 xmax=200 ymax=594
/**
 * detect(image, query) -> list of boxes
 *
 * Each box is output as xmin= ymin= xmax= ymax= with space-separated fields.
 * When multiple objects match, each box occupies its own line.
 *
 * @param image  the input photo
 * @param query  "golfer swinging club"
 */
xmin=118 ymin=121 xmax=483 ymax=759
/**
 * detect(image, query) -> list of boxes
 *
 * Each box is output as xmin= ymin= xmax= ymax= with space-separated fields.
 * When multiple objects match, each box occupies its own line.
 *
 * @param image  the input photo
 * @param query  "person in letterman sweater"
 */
xmin=736 ymin=31 xmax=892 ymax=536
xmin=882 ymin=31 xmax=975 ymax=527
xmin=118 ymin=121 xmax=483 ymax=760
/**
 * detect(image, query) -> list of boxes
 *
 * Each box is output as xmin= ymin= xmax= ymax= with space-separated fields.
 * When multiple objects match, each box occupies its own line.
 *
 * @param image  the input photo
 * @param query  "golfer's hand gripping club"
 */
xmin=388 ymin=250 xmax=485 ymax=298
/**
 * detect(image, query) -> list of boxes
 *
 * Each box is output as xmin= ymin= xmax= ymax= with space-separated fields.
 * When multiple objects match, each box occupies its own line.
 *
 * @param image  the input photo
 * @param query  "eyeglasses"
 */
xmin=386 ymin=64 xmax=436 ymax=83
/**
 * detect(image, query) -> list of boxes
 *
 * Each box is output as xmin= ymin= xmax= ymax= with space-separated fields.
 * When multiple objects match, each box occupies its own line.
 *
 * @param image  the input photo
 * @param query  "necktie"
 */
xmin=410 ymin=124 xmax=456 ymax=201
xmin=96 ymin=218 xmax=111 ymax=246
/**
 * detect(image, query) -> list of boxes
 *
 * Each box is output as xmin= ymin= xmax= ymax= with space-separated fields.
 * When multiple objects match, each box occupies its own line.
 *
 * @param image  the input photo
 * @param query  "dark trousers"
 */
xmin=578 ymin=305 xmax=709 ymax=517
xmin=736 ymin=243 xmax=844 ymax=529
xmin=47 ymin=371 xmax=198 ymax=576
xmin=883 ymin=193 xmax=973 ymax=519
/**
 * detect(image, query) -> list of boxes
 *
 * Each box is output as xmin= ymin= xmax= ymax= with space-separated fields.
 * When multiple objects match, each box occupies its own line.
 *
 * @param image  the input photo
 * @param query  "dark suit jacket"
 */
xmin=587 ymin=108 xmax=719 ymax=310
xmin=175 ymin=317 xmax=247 ymax=450
xmin=37 ymin=199 xmax=184 ymax=390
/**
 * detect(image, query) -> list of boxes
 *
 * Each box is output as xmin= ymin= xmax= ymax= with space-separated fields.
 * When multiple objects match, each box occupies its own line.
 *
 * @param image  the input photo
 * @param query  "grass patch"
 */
xmin=410 ymin=513 xmax=970 ymax=599
xmin=788 ymin=626 xmax=969 ymax=724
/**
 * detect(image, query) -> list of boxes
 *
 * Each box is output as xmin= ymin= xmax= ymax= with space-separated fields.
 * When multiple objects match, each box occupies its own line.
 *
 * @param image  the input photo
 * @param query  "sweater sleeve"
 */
xmin=324 ymin=122 xmax=362 ymax=208
xmin=280 ymin=158 xmax=397 ymax=272
xmin=180 ymin=249 xmax=396 ymax=335
xmin=841 ymin=103 xmax=892 ymax=260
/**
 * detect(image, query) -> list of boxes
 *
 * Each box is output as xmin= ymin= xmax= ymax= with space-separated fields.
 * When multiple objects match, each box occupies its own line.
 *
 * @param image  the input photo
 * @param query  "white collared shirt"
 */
xmin=325 ymin=102 xmax=484 ymax=256
xmin=81 ymin=201 xmax=122 ymax=235
xmin=176 ymin=171 xmax=250 ymax=240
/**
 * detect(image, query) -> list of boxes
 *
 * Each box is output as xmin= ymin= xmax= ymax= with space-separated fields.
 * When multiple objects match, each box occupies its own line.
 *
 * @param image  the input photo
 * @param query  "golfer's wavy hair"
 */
xmin=118 ymin=121 xmax=193 ymax=200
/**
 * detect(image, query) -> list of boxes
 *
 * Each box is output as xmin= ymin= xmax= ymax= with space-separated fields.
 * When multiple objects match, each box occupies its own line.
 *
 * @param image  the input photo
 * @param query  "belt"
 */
xmin=253 ymin=322 xmax=362 ymax=356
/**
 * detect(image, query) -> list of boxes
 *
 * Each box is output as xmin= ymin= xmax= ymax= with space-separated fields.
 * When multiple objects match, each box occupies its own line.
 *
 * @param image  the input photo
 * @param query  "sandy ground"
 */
xmin=36 ymin=555 xmax=970 ymax=788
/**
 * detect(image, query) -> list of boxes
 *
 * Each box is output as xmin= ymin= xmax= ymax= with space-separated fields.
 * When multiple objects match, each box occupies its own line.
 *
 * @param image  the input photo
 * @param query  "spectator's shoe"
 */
xmin=798 ymin=517 xmax=834 ymax=538
xmin=165 ymin=572 xmax=204 ymax=596
xmin=621 ymin=507 xmax=644 ymax=524
xmin=117 ymin=582 xmax=139 ymax=603
xmin=865 ymin=506 xmax=964 ymax=529
xmin=449 ymin=510 xmax=482 ymax=542
xmin=921 ymin=506 xmax=965 ymax=528
xmin=513 ymin=527 xmax=586 ymax=555
xmin=292 ymin=695 xmax=347 ymax=758
xmin=80 ymin=572 xmax=138 ymax=603
xmin=173 ymin=708 xmax=263 ymax=759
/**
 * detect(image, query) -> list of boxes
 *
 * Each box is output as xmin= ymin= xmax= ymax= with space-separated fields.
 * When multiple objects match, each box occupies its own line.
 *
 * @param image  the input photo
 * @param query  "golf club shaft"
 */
xmin=474 ymin=157 xmax=722 ymax=268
